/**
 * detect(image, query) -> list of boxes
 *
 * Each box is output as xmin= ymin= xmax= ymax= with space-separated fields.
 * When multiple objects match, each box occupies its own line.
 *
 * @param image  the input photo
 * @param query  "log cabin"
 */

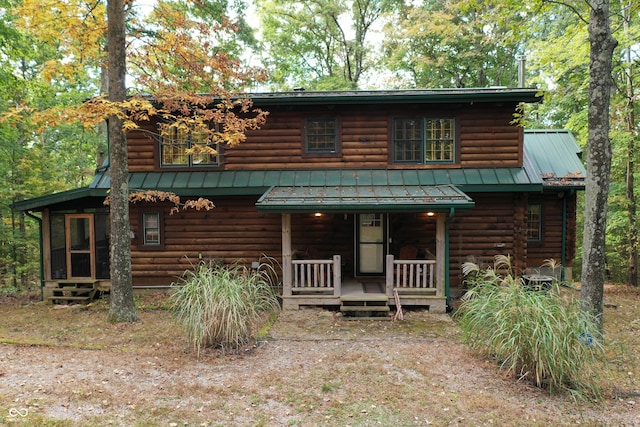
xmin=14 ymin=88 xmax=585 ymax=313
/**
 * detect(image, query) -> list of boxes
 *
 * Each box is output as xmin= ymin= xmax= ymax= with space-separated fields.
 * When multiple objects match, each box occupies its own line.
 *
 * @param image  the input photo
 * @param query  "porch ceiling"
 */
xmin=255 ymin=184 xmax=474 ymax=213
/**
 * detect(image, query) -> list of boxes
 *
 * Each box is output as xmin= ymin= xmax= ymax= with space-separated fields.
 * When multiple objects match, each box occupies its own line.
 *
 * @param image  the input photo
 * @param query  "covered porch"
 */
xmin=284 ymin=253 xmax=446 ymax=312
xmin=256 ymin=182 xmax=475 ymax=313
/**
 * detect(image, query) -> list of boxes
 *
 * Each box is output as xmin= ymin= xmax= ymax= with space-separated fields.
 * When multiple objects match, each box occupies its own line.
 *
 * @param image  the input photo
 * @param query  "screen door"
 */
xmin=356 ymin=213 xmax=386 ymax=275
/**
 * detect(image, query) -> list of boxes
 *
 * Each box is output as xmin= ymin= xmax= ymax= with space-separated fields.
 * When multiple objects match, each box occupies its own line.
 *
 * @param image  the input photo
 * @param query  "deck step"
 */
xmin=340 ymin=305 xmax=390 ymax=312
xmin=340 ymin=297 xmax=390 ymax=319
xmin=340 ymin=294 xmax=388 ymax=302
xmin=341 ymin=316 xmax=390 ymax=321
xmin=48 ymin=285 xmax=97 ymax=304
xmin=48 ymin=295 xmax=93 ymax=301
xmin=54 ymin=287 xmax=94 ymax=294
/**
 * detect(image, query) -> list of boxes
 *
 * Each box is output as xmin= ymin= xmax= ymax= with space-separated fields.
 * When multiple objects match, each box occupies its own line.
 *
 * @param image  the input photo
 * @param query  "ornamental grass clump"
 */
xmin=455 ymin=256 xmax=604 ymax=399
xmin=171 ymin=259 xmax=280 ymax=356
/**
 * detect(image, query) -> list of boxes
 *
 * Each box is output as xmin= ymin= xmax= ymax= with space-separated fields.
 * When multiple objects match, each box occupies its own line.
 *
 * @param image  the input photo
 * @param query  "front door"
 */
xmin=356 ymin=213 xmax=387 ymax=275
xmin=65 ymin=214 xmax=95 ymax=279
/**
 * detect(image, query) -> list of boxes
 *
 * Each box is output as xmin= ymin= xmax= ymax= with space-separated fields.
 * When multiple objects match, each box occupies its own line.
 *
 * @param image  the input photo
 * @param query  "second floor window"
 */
xmin=161 ymin=127 xmax=219 ymax=167
xmin=393 ymin=118 xmax=455 ymax=164
xmin=305 ymin=118 xmax=338 ymax=154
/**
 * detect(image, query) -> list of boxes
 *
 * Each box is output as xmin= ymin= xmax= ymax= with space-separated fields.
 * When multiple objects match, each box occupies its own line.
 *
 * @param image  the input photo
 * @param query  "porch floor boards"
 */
xmin=339 ymin=280 xmax=387 ymax=302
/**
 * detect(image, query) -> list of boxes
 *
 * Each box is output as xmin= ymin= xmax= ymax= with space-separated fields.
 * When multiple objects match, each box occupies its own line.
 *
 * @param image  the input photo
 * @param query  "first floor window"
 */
xmin=527 ymin=204 xmax=542 ymax=241
xmin=161 ymin=127 xmax=219 ymax=167
xmin=143 ymin=212 xmax=161 ymax=246
xmin=393 ymin=117 xmax=455 ymax=164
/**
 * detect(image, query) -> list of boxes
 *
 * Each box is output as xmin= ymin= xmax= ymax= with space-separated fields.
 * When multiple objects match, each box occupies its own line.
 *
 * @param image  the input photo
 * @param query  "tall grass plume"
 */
xmin=171 ymin=258 xmax=280 ymax=356
xmin=456 ymin=256 xmax=604 ymax=399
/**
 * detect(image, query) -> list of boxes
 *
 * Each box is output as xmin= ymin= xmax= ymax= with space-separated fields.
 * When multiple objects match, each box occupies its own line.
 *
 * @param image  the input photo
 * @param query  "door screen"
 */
xmin=357 ymin=213 xmax=386 ymax=274
xmin=66 ymin=214 xmax=95 ymax=278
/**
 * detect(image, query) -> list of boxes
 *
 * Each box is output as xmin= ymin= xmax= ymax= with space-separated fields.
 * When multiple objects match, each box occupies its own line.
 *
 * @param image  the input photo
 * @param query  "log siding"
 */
xmin=129 ymin=197 xmax=281 ymax=286
xmin=127 ymin=104 xmax=522 ymax=172
xmin=120 ymin=101 xmax=577 ymax=294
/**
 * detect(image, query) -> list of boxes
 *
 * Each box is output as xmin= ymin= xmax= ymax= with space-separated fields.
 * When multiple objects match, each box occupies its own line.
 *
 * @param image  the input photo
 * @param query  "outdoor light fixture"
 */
xmin=427 ymin=212 xmax=435 ymax=217
xmin=313 ymin=212 xmax=323 ymax=217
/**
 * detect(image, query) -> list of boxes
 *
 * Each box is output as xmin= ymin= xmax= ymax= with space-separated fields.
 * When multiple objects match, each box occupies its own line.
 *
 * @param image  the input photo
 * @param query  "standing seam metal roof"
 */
xmin=12 ymin=129 xmax=585 ymax=212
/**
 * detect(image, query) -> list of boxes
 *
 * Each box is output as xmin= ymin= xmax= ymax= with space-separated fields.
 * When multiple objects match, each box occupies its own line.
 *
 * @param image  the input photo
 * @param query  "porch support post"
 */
xmin=282 ymin=213 xmax=292 ymax=299
xmin=436 ymin=213 xmax=446 ymax=297
xmin=42 ymin=209 xmax=52 ymax=281
xmin=332 ymin=255 xmax=342 ymax=296
xmin=385 ymin=254 xmax=394 ymax=297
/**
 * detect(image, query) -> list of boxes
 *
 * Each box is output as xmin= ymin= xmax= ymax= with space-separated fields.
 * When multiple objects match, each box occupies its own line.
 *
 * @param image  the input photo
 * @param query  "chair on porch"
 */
xmin=399 ymin=245 xmax=418 ymax=260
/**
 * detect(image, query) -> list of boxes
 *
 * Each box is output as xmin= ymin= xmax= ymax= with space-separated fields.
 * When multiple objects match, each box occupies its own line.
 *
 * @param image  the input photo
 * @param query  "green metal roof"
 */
xmin=140 ymin=88 xmax=542 ymax=107
xmin=12 ymin=167 xmax=542 ymax=212
xmin=524 ymin=129 xmax=585 ymax=189
xmin=14 ymin=129 xmax=587 ymax=212
xmin=248 ymin=88 xmax=543 ymax=106
xmin=256 ymin=184 xmax=474 ymax=213
xmin=122 ymin=168 xmax=542 ymax=192
xmin=11 ymin=188 xmax=107 ymax=212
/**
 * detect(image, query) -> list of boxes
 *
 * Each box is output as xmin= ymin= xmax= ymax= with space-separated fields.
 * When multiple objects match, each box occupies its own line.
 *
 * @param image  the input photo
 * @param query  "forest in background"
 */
xmin=1 ymin=0 xmax=638 ymax=290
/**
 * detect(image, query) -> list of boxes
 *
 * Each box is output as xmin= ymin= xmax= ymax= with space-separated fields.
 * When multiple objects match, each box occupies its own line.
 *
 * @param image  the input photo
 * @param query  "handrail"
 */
xmin=291 ymin=255 xmax=341 ymax=296
xmin=386 ymin=255 xmax=441 ymax=296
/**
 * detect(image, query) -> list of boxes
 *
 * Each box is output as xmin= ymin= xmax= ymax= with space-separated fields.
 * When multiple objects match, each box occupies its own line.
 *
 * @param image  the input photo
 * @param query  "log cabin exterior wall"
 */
xmin=127 ymin=103 xmax=522 ymax=172
xmin=123 ymin=98 xmax=577 ymax=291
xmin=125 ymin=189 xmax=576 ymax=291
xmin=126 ymin=190 xmax=580 ymax=292
xmin=129 ymin=197 xmax=281 ymax=287
xmin=448 ymin=193 xmax=522 ymax=289
xmin=526 ymin=191 xmax=578 ymax=271
xmin=126 ymin=207 xmax=445 ymax=288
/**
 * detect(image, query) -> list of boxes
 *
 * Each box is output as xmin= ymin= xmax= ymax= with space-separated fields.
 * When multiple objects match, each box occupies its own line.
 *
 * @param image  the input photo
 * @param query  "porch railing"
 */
xmin=385 ymin=255 xmax=441 ymax=296
xmin=291 ymin=255 xmax=341 ymax=296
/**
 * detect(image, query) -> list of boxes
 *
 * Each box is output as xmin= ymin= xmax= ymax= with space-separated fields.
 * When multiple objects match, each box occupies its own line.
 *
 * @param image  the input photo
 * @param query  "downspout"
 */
xmin=445 ymin=207 xmax=455 ymax=311
xmin=561 ymin=191 xmax=571 ymax=282
xmin=25 ymin=211 xmax=44 ymax=301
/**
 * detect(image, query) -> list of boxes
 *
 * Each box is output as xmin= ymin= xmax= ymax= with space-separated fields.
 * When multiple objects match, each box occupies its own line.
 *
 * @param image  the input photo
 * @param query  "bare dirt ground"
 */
xmin=0 ymin=286 xmax=639 ymax=426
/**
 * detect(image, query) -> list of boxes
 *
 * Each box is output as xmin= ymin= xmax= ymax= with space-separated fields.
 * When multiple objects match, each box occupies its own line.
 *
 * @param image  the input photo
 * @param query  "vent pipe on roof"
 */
xmin=517 ymin=55 xmax=526 ymax=88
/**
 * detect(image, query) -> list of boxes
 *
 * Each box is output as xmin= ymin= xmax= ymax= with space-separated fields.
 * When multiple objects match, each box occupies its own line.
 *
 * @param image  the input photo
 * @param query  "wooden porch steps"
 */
xmin=47 ymin=281 xmax=98 ymax=304
xmin=339 ymin=298 xmax=390 ymax=319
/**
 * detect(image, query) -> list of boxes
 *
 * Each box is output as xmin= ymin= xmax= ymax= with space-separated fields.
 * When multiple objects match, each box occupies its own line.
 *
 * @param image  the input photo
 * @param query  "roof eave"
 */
xmin=256 ymin=202 xmax=476 ymax=214
xmin=12 ymin=188 xmax=108 ymax=212
xmin=249 ymin=88 xmax=543 ymax=106
xmin=542 ymin=182 xmax=586 ymax=190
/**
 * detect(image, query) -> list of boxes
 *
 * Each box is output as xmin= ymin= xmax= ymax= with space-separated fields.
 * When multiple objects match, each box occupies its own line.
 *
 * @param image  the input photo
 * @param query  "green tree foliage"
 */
xmin=382 ymin=0 xmax=527 ymax=88
xmin=3 ymin=0 xmax=268 ymax=322
xmin=0 ymin=0 xmax=101 ymax=289
xmin=256 ymin=0 xmax=400 ymax=90
xmin=527 ymin=1 xmax=640 ymax=288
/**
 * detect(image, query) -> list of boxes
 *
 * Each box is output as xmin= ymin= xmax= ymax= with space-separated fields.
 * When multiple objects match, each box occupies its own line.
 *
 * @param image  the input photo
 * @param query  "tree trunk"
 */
xmin=581 ymin=0 xmax=617 ymax=331
xmin=107 ymin=0 xmax=138 ymax=323
xmin=622 ymin=0 xmax=638 ymax=287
